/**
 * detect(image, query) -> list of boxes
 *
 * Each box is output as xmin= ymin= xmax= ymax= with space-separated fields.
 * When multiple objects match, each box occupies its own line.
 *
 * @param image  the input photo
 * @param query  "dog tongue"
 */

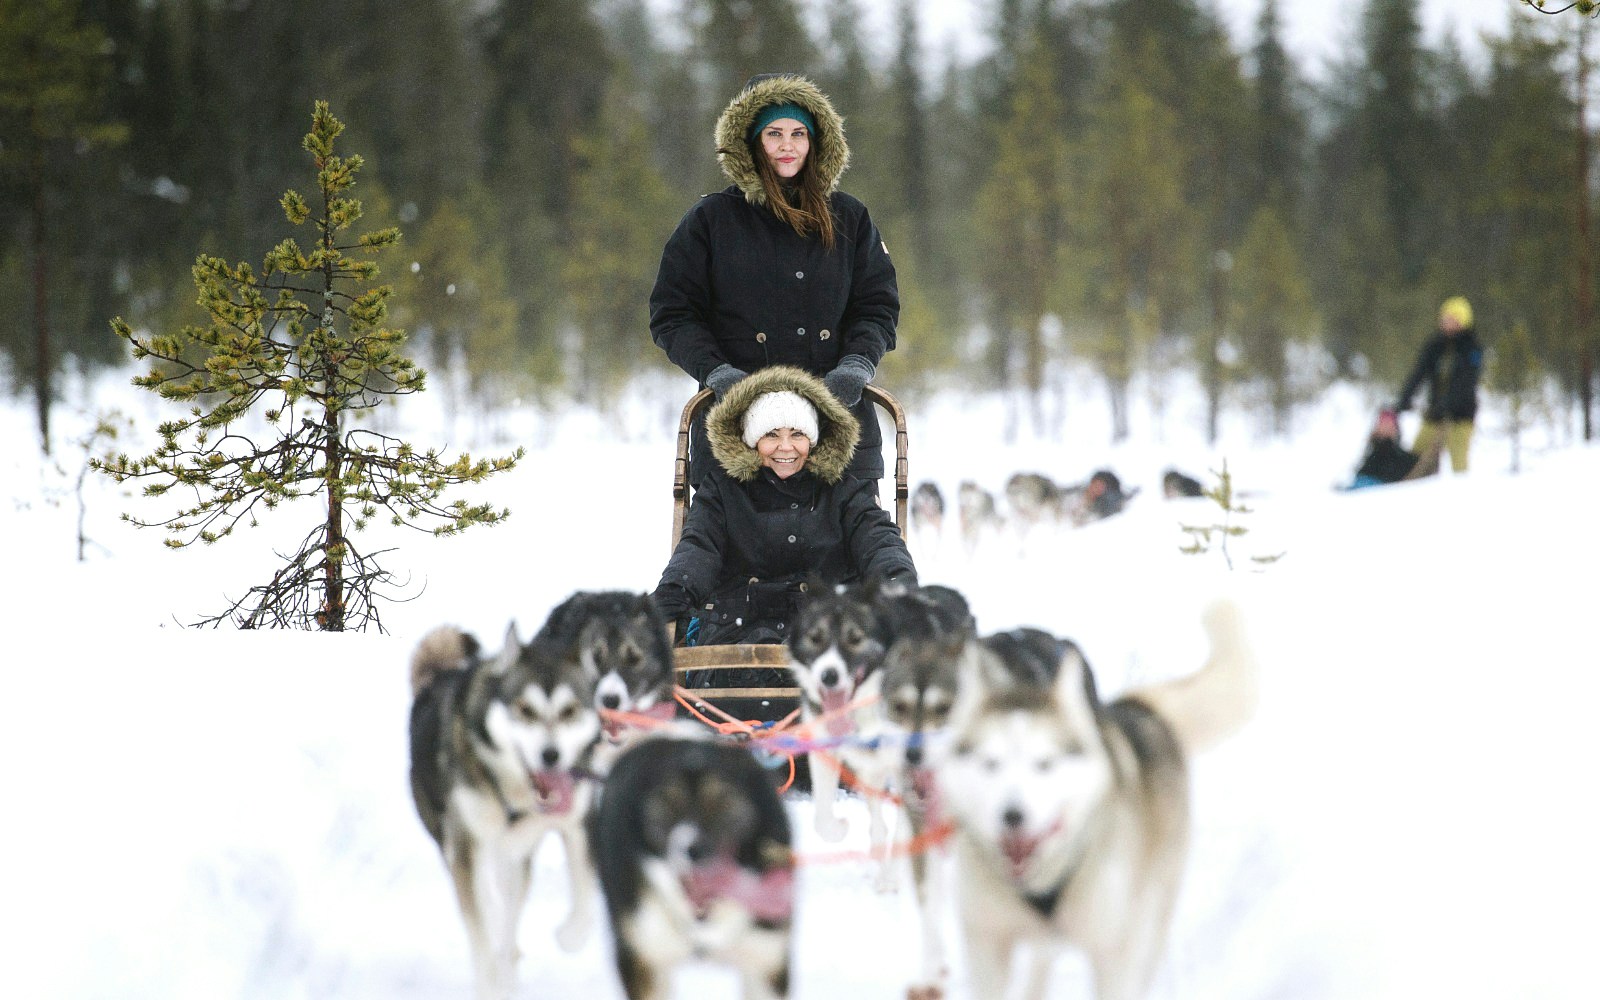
xmin=908 ymin=767 xmax=944 ymax=824
xmin=681 ymin=858 xmax=795 ymax=923
xmin=530 ymin=769 xmax=575 ymax=814
xmin=820 ymin=689 xmax=854 ymax=737
xmin=999 ymin=831 xmax=1036 ymax=878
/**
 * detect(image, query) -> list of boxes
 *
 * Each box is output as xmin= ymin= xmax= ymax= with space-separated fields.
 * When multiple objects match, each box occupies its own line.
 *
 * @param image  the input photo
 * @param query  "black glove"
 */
xmin=823 ymin=354 xmax=875 ymax=407
xmin=652 ymin=583 xmax=693 ymax=620
xmin=705 ymin=364 xmax=747 ymax=400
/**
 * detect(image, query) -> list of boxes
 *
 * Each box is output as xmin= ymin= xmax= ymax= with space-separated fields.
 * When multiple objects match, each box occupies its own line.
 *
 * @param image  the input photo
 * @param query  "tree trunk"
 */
xmin=320 ymin=372 xmax=346 ymax=633
xmin=318 ymin=181 xmax=346 ymax=631
xmin=1107 ymin=370 xmax=1130 ymax=443
xmin=1023 ymin=314 xmax=1045 ymax=436
xmin=30 ymin=147 xmax=52 ymax=456
xmin=1577 ymin=21 xmax=1594 ymax=441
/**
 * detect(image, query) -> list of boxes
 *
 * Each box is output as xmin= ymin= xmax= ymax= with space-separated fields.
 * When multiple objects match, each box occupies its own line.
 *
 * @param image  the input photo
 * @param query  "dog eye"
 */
xmin=558 ymin=703 xmax=578 ymax=722
xmin=982 ymin=756 xmax=1001 ymax=773
xmin=1035 ymin=757 xmax=1055 ymax=773
xmin=514 ymin=701 xmax=536 ymax=723
xmin=953 ymin=741 xmax=973 ymax=757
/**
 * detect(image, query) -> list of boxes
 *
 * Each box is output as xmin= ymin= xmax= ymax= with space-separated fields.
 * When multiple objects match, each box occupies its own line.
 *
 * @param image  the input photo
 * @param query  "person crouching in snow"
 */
xmin=1349 ymin=407 xmax=1420 ymax=489
xmin=653 ymin=365 xmax=916 ymax=661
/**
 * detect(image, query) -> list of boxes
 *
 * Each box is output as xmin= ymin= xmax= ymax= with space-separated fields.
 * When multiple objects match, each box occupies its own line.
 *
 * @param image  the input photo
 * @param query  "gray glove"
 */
xmin=705 ymin=363 xmax=747 ymax=400
xmin=823 ymin=354 xmax=875 ymax=407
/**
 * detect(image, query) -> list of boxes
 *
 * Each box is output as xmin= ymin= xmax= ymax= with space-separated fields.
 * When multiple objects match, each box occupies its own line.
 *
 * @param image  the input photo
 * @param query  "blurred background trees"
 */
xmin=1 ymin=0 xmax=1595 ymax=450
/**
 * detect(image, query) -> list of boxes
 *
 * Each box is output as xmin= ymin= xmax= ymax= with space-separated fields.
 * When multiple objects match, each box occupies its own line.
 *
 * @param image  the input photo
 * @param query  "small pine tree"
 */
xmin=1177 ymin=460 xmax=1284 ymax=571
xmin=95 ymin=102 xmax=522 ymax=632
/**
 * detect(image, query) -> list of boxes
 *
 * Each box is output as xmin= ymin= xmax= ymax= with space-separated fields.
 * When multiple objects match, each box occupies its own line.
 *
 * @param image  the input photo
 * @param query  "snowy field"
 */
xmin=3 ymin=364 xmax=1597 ymax=999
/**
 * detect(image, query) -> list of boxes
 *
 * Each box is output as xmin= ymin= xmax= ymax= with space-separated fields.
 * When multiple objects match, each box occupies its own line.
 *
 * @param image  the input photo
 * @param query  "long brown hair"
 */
xmin=752 ymin=139 xmax=836 ymax=250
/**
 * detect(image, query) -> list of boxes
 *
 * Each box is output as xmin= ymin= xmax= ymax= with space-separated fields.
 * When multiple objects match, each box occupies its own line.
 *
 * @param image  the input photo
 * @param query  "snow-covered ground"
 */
xmin=4 ymin=365 xmax=1596 ymax=999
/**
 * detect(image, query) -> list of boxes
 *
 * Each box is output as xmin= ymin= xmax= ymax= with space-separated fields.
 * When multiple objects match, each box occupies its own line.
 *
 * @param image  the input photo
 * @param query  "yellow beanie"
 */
xmin=1438 ymin=296 xmax=1473 ymax=329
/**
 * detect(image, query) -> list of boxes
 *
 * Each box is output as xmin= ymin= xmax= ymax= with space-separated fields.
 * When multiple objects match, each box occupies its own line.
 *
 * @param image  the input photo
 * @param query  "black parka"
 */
xmin=649 ymin=74 xmax=898 ymax=481
xmin=1396 ymin=330 xmax=1484 ymax=422
xmin=653 ymin=367 xmax=916 ymax=647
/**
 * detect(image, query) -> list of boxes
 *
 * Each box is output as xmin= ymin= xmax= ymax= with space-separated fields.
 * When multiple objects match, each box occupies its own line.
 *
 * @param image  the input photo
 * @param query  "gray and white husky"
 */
xmin=936 ymin=600 xmax=1259 ymax=1000
xmin=408 ymin=621 xmax=606 ymax=1000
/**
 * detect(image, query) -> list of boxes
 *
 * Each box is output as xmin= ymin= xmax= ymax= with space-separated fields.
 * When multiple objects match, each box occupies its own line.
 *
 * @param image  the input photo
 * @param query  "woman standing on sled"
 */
xmin=649 ymin=73 xmax=898 ymax=489
xmin=652 ymin=365 xmax=915 ymax=656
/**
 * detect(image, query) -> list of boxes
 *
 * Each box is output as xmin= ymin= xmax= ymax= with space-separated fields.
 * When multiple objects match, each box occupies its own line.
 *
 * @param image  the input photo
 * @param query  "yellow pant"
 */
xmin=1410 ymin=419 xmax=1474 ymax=474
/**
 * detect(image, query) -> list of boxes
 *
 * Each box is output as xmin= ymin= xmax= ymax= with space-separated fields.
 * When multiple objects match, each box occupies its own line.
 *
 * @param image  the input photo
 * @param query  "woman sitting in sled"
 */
xmin=651 ymin=365 xmax=915 ymax=652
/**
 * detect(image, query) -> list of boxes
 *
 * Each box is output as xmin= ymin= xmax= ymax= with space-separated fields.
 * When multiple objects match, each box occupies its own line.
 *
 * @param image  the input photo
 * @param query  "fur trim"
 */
xmin=707 ymin=366 xmax=860 ymax=484
xmin=742 ymin=390 xmax=819 ymax=447
xmin=714 ymin=75 xmax=849 ymax=205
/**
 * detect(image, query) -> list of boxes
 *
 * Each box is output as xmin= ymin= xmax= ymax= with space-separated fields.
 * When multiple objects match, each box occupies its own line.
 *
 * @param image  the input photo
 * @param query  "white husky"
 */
xmin=935 ymin=600 xmax=1258 ymax=1000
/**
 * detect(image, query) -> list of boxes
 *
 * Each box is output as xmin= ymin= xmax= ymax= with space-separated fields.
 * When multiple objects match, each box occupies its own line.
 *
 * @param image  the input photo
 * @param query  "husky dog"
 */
xmin=872 ymin=627 xmax=983 ymax=999
xmin=1066 ymin=469 xmax=1137 ymax=527
xmin=533 ymin=590 xmax=676 ymax=771
xmin=1005 ymin=471 xmax=1068 ymax=528
xmin=937 ymin=601 xmax=1258 ymax=1000
xmin=1161 ymin=468 xmax=1205 ymax=500
xmin=788 ymin=581 xmax=973 ymax=846
xmin=592 ymin=735 xmax=795 ymax=1000
xmin=910 ymin=481 xmax=946 ymax=535
xmin=956 ymin=480 xmax=1004 ymax=551
xmin=408 ymin=622 xmax=606 ymax=1000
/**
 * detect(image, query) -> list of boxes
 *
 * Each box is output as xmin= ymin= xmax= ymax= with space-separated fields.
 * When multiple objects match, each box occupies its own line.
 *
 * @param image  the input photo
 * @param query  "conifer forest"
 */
xmin=2 ymin=0 xmax=1596 ymax=447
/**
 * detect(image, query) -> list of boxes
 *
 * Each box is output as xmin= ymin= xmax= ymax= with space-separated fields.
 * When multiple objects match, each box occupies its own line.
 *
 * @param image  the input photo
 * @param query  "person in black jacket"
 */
xmin=650 ymin=73 xmax=898 ymax=487
xmin=1348 ymin=408 xmax=1420 ymax=489
xmin=652 ymin=365 xmax=916 ymax=653
xmin=1394 ymin=296 xmax=1485 ymax=474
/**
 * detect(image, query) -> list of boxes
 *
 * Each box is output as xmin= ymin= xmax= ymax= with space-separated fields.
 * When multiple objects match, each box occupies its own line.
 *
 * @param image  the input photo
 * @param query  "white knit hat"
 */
xmin=741 ymin=390 xmax=819 ymax=447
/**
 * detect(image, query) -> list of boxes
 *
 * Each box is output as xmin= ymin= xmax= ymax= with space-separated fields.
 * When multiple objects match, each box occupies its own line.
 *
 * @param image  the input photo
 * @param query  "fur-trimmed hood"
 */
xmin=707 ymin=366 xmax=860 ymax=484
xmin=714 ymin=74 xmax=849 ymax=205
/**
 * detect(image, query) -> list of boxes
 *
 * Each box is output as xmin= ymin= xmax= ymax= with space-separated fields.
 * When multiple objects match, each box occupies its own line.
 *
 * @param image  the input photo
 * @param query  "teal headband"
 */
xmin=749 ymin=102 xmax=817 ymax=140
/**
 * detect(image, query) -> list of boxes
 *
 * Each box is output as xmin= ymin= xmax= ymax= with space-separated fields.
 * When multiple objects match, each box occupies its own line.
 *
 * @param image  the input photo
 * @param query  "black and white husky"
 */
xmin=407 ymin=620 xmax=605 ymax=1000
xmin=591 ymin=734 xmax=795 ymax=1000
xmin=787 ymin=580 xmax=972 ymax=845
xmin=533 ymin=589 xmax=676 ymax=772
xmin=935 ymin=600 xmax=1259 ymax=1000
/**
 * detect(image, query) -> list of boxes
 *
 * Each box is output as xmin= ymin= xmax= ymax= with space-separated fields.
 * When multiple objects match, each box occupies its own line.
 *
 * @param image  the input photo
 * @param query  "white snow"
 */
xmin=4 ymin=364 xmax=1596 ymax=999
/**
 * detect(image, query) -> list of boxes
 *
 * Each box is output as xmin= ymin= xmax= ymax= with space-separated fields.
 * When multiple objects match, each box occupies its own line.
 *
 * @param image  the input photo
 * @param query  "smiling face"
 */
xmin=759 ymin=118 xmax=810 ymax=179
xmin=757 ymin=427 xmax=811 ymax=478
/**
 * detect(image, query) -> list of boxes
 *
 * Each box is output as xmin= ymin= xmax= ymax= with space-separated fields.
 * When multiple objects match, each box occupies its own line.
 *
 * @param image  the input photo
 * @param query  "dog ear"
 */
xmin=1050 ymin=644 xmax=1102 ymax=728
xmin=490 ymin=621 xmax=523 ymax=674
xmin=953 ymin=640 xmax=1009 ymax=695
xmin=948 ymin=639 xmax=999 ymax=729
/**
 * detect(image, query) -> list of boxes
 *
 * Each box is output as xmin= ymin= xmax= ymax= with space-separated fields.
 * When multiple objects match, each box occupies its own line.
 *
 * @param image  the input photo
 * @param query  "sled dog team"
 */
xmin=408 ymin=586 xmax=1259 ymax=1000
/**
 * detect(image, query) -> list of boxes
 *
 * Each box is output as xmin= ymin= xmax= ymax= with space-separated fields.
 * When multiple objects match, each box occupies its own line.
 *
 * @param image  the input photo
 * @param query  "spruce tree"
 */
xmin=95 ymin=103 xmax=522 ymax=632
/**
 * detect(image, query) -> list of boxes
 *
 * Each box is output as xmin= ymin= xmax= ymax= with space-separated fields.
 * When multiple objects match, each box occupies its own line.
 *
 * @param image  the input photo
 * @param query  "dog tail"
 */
xmin=1127 ymin=599 xmax=1258 ymax=755
xmin=409 ymin=625 xmax=480 ymax=695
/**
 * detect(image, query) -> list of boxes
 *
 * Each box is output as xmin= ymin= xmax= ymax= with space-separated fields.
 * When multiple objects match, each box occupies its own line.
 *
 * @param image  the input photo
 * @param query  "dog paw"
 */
xmin=554 ymin=915 xmax=592 ymax=952
xmin=815 ymin=813 xmax=848 ymax=842
xmin=906 ymin=985 xmax=944 ymax=1000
